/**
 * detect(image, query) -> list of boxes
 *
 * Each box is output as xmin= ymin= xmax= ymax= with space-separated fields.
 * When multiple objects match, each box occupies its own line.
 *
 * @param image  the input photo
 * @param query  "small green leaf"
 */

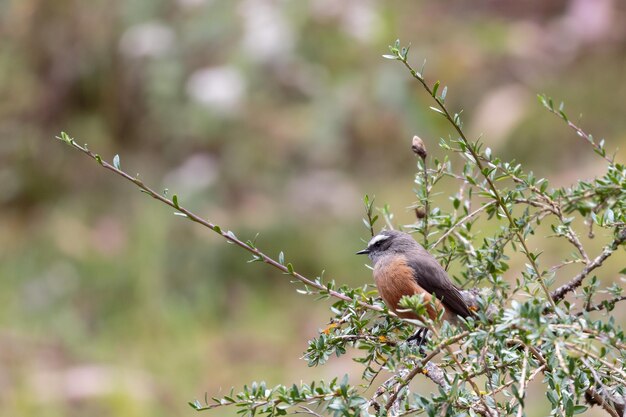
xmin=573 ymin=405 xmax=587 ymax=415
xmin=113 ymin=154 xmax=121 ymax=170
xmin=213 ymin=225 xmax=222 ymax=234
xmin=429 ymin=106 xmax=445 ymax=115
xmin=95 ymin=155 xmax=103 ymax=165
xmin=172 ymin=194 xmax=180 ymax=208
xmin=432 ymin=80 xmax=440 ymax=98
xmin=287 ymin=263 xmax=294 ymax=274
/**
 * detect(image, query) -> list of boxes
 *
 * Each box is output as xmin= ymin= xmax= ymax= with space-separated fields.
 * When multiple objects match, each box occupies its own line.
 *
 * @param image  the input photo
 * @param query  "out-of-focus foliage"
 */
xmin=2 ymin=1 xmax=626 ymax=416
xmin=182 ymin=40 xmax=626 ymax=416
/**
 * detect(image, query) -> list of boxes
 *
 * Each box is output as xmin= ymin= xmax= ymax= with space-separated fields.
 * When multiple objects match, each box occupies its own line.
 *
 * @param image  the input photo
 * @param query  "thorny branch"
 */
xmin=579 ymin=295 xmax=626 ymax=315
xmin=551 ymin=228 xmax=626 ymax=303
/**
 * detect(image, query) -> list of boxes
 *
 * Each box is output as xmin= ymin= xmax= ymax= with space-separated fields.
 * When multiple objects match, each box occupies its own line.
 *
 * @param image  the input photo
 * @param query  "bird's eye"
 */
xmin=368 ymin=235 xmax=390 ymax=249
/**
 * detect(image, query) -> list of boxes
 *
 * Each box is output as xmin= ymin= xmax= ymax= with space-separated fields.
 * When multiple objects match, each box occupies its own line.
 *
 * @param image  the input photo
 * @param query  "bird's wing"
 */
xmin=406 ymin=255 xmax=472 ymax=318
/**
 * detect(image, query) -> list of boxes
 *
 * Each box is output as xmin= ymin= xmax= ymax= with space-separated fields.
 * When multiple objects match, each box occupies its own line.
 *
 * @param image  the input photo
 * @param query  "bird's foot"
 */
xmin=407 ymin=328 xmax=428 ymax=355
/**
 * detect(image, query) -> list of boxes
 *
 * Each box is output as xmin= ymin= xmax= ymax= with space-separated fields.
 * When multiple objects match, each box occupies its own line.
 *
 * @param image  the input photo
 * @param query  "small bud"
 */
xmin=415 ymin=207 xmax=426 ymax=219
xmin=411 ymin=135 xmax=427 ymax=159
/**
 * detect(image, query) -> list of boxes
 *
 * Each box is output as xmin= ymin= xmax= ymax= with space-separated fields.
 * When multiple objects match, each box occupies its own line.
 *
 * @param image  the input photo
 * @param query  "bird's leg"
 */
xmin=407 ymin=328 xmax=428 ymax=354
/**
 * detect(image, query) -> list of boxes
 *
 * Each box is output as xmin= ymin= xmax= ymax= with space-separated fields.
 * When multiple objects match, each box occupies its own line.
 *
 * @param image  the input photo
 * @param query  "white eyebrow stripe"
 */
xmin=368 ymin=234 xmax=390 ymax=247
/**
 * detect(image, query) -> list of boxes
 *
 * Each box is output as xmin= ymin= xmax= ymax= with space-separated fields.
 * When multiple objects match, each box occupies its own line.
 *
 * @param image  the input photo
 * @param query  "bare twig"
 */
xmin=476 ymin=364 xmax=545 ymax=407
xmin=583 ymin=359 xmax=625 ymax=417
xmin=294 ymin=406 xmax=324 ymax=417
xmin=431 ymin=201 xmax=496 ymax=249
xmin=563 ymin=342 xmax=626 ymax=381
xmin=585 ymin=388 xmax=621 ymax=417
xmin=412 ymin=135 xmax=430 ymax=246
xmin=551 ymin=229 xmax=626 ymax=303
xmin=549 ymin=259 xmax=584 ymax=273
xmin=541 ymin=100 xmax=614 ymax=163
xmin=554 ymin=341 xmax=576 ymax=395
xmin=384 ymin=331 xmax=469 ymax=409
xmin=515 ymin=347 xmax=529 ymax=417
xmin=56 ymin=135 xmax=384 ymax=313
xmin=579 ymin=294 xmax=626 ymax=315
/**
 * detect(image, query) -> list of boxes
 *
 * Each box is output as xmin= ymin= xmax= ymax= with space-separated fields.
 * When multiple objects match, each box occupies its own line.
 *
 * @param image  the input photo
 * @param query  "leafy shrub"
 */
xmin=57 ymin=40 xmax=626 ymax=417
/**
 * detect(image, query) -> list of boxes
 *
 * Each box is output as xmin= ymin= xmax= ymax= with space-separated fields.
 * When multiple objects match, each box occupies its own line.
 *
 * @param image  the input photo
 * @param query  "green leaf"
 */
xmin=573 ymin=405 xmax=587 ymax=414
xmin=113 ymin=154 xmax=121 ymax=170
xmin=546 ymin=390 xmax=558 ymax=406
xmin=188 ymin=400 xmax=202 ymax=410
xmin=172 ymin=194 xmax=180 ymax=208
xmin=432 ymin=80 xmax=440 ymax=98
xmin=429 ymin=106 xmax=445 ymax=115
xmin=287 ymin=263 xmax=294 ymax=274
xmin=57 ymin=132 xmax=73 ymax=145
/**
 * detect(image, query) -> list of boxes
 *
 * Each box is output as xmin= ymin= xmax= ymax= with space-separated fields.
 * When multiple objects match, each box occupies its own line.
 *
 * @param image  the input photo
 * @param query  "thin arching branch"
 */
xmin=55 ymin=134 xmax=384 ymax=313
xmin=551 ymin=228 xmax=626 ymax=302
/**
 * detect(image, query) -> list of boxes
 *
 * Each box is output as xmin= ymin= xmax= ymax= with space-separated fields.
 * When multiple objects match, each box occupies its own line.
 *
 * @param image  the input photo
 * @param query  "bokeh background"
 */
xmin=1 ymin=0 xmax=626 ymax=416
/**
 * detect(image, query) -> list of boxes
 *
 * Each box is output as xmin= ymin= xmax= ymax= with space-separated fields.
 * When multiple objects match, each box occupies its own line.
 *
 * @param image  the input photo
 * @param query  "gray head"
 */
xmin=356 ymin=230 xmax=424 ymax=264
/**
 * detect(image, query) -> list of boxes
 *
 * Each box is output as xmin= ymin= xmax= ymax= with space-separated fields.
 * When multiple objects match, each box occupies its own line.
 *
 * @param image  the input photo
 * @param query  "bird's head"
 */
xmin=356 ymin=230 xmax=422 ymax=264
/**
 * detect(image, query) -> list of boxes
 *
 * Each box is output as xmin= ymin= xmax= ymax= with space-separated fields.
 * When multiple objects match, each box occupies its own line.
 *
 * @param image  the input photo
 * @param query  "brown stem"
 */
xmin=551 ymin=229 xmax=626 ymax=303
xmin=579 ymin=295 xmax=626 ymax=315
xmin=431 ymin=201 xmax=496 ymax=249
xmin=399 ymin=58 xmax=558 ymax=314
xmin=542 ymin=102 xmax=614 ymax=164
xmin=61 ymin=137 xmax=384 ymax=313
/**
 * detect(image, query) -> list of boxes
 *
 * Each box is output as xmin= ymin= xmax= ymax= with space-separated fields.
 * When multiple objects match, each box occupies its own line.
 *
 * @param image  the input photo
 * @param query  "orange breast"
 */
xmin=374 ymin=255 xmax=444 ymax=322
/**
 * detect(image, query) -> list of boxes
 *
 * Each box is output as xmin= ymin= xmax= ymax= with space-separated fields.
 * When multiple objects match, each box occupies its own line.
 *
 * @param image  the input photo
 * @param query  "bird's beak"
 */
xmin=356 ymin=248 xmax=370 ymax=255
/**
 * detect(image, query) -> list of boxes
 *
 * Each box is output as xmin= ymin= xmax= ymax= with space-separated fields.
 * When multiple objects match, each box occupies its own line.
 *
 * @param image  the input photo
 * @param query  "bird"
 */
xmin=356 ymin=230 xmax=472 ymax=344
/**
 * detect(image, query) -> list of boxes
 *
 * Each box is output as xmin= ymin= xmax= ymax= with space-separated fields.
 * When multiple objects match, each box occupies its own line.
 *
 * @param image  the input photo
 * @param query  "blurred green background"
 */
xmin=1 ymin=0 xmax=625 ymax=416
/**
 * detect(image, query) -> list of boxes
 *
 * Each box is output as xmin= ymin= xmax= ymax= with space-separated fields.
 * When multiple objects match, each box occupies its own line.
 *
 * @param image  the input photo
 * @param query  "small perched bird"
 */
xmin=357 ymin=230 xmax=471 ymax=342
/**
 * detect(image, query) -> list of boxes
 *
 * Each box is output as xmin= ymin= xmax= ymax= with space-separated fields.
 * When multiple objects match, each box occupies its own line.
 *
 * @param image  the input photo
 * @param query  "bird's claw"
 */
xmin=407 ymin=328 xmax=428 ymax=355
